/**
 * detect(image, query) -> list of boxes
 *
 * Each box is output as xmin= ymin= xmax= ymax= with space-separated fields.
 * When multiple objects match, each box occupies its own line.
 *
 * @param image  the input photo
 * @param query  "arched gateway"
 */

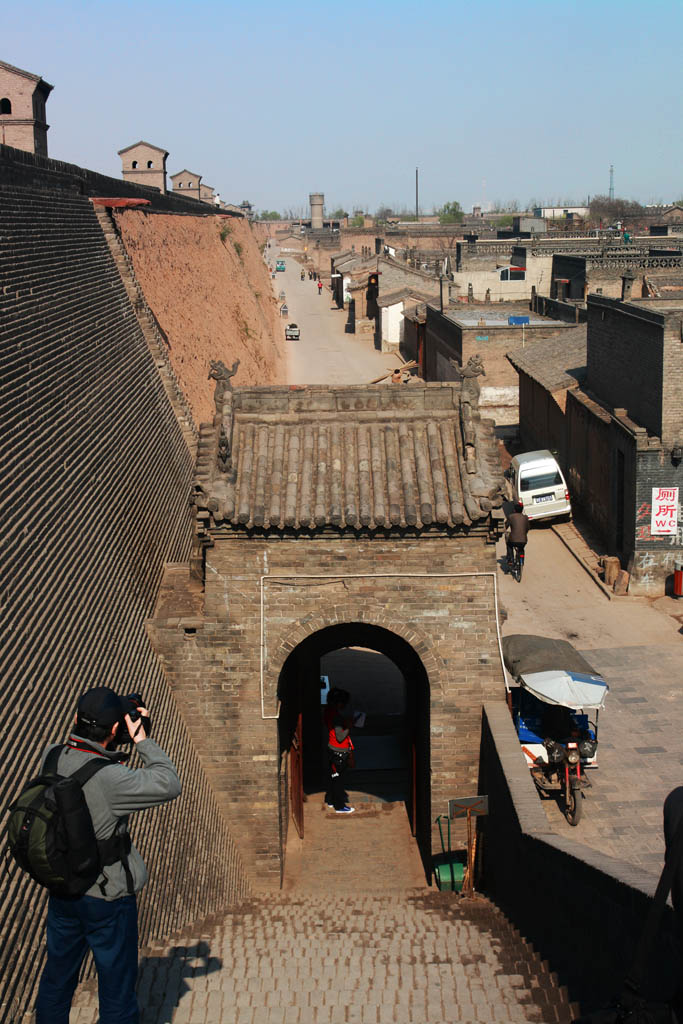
xmin=148 ymin=378 xmax=507 ymax=890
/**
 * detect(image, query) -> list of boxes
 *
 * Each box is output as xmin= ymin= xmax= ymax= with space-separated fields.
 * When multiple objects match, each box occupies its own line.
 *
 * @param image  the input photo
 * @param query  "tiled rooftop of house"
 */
xmin=506 ymin=328 xmax=587 ymax=392
xmin=441 ymin=308 xmax=568 ymax=328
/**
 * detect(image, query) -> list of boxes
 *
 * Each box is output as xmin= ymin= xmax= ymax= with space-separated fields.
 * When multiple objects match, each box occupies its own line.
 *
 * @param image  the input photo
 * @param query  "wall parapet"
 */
xmin=479 ymin=703 xmax=678 ymax=1014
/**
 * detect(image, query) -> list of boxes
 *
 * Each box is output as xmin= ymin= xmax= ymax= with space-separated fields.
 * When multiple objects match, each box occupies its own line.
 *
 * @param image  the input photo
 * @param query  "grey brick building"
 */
xmin=507 ymin=295 xmax=683 ymax=595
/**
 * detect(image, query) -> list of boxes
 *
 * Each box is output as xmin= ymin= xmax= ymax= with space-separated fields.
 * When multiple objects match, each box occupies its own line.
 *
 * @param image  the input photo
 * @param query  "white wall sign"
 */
xmin=650 ymin=487 xmax=679 ymax=536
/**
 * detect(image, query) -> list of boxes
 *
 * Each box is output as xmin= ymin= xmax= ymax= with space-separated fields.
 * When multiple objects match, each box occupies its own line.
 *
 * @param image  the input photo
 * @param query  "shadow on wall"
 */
xmin=478 ymin=704 xmax=680 ymax=1015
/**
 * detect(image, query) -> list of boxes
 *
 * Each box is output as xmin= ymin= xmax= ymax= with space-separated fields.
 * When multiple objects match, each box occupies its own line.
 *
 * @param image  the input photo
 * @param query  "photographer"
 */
xmin=35 ymin=687 xmax=181 ymax=1024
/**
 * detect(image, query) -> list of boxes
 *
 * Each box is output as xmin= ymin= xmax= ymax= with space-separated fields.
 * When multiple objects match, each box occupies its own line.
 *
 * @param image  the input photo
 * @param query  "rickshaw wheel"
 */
xmin=565 ymin=789 xmax=582 ymax=826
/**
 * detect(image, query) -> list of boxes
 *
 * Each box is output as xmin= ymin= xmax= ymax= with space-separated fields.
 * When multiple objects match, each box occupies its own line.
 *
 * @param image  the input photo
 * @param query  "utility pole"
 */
xmin=609 ymin=165 xmax=614 ymax=202
xmin=415 ymin=167 xmax=419 ymax=222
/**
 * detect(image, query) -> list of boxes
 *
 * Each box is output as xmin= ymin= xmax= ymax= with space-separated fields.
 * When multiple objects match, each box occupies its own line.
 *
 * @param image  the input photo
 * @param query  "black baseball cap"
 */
xmin=77 ymin=687 xmax=124 ymax=730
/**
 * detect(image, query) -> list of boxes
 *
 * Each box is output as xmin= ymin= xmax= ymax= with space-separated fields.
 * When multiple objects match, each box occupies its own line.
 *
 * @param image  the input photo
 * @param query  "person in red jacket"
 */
xmin=317 ymin=280 xmax=323 ymax=295
xmin=323 ymin=688 xmax=356 ymax=814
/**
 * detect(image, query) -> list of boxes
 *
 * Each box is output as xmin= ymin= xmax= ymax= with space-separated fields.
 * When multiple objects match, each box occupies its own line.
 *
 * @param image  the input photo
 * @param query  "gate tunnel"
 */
xmin=277 ymin=622 xmax=431 ymax=876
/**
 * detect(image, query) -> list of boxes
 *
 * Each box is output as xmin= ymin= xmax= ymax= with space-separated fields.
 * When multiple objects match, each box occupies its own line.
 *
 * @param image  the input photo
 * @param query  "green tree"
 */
xmin=438 ymin=201 xmax=463 ymax=224
xmin=259 ymin=210 xmax=281 ymax=221
xmin=330 ymin=208 xmax=349 ymax=219
xmin=350 ymin=215 xmax=364 ymax=228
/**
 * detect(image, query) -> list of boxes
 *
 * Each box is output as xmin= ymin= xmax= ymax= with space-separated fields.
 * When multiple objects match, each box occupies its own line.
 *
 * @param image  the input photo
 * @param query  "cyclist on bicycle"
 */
xmin=506 ymin=500 xmax=529 ymax=571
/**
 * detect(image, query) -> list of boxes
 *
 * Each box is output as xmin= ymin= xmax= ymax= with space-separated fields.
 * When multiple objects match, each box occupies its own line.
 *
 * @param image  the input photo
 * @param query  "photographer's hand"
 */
xmin=125 ymin=709 xmax=149 ymax=744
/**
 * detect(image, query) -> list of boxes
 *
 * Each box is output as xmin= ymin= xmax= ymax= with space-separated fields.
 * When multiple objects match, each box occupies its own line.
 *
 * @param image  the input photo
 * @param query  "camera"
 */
xmin=116 ymin=693 xmax=151 ymax=744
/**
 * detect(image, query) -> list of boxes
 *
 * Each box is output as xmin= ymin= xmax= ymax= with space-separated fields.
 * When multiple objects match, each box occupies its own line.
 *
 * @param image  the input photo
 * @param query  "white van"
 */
xmin=508 ymin=450 xmax=572 ymax=522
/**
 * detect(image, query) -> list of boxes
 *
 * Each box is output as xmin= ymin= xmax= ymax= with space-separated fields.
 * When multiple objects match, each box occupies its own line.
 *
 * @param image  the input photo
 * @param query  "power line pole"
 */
xmin=609 ymin=164 xmax=614 ymax=202
xmin=415 ymin=167 xmax=419 ymax=222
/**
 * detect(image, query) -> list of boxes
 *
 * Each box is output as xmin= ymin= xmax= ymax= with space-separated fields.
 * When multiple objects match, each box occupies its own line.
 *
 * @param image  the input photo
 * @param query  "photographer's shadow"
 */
xmin=137 ymin=939 xmax=222 ymax=1023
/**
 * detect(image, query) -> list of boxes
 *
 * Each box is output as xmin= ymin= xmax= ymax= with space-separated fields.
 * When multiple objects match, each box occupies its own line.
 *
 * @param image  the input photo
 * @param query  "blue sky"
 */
xmin=3 ymin=0 xmax=682 ymax=214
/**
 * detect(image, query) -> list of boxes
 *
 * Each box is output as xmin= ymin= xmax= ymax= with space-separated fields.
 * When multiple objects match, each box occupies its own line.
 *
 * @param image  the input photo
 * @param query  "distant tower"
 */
xmin=170 ymin=169 xmax=202 ymax=201
xmin=118 ymin=141 xmax=168 ymax=194
xmin=609 ymin=165 xmax=614 ymax=202
xmin=0 ymin=59 xmax=53 ymax=157
xmin=309 ymin=192 xmax=324 ymax=230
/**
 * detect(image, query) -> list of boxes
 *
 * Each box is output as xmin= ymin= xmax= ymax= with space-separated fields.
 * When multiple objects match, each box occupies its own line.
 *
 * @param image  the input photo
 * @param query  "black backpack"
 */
xmin=6 ymin=746 xmax=132 ymax=898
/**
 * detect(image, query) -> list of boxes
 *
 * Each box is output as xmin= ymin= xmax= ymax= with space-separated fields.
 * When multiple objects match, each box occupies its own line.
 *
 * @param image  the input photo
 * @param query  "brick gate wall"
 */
xmin=0 ymin=185 xmax=249 ymax=1022
xmin=149 ymin=534 xmax=506 ymax=890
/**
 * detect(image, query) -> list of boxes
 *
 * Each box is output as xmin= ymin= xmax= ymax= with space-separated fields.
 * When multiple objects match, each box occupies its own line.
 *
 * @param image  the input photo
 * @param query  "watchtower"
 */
xmin=170 ymin=169 xmax=202 ymax=201
xmin=118 ymin=141 xmax=168 ymax=194
xmin=309 ymin=192 xmax=324 ymax=230
xmin=0 ymin=60 xmax=52 ymax=157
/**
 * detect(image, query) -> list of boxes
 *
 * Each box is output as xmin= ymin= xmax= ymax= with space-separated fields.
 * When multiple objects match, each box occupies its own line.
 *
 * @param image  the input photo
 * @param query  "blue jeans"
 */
xmin=36 ymin=893 xmax=139 ymax=1024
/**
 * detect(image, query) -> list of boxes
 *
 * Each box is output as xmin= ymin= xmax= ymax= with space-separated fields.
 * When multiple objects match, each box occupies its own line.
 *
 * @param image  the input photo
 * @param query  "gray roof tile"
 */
xmin=193 ymin=384 xmax=505 ymax=533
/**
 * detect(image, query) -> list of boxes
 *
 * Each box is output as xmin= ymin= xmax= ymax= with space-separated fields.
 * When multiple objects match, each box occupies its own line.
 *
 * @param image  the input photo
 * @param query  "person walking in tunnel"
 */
xmin=324 ymin=688 xmax=356 ymax=814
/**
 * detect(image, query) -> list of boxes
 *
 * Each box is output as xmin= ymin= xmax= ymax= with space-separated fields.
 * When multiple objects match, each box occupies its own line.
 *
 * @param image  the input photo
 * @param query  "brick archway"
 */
xmin=272 ymin=604 xmax=446 ymax=704
xmin=276 ymin=617 xmax=436 ymax=876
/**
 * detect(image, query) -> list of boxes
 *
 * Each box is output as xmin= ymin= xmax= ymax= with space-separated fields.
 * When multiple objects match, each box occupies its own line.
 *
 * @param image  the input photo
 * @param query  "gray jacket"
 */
xmin=42 ymin=734 xmax=181 ymax=901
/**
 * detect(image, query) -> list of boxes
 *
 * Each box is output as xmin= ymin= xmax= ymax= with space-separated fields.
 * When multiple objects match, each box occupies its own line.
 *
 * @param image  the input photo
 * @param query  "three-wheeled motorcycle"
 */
xmin=503 ymin=635 xmax=609 ymax=825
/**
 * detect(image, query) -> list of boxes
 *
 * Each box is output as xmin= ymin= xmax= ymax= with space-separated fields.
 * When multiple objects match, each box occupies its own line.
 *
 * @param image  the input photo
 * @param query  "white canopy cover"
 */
xmin=520 ymin=670 xmax=609 ymax=711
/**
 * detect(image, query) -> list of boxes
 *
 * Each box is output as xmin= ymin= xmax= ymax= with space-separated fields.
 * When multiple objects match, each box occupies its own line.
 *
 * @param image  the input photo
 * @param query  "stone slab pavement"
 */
xmin=497 ymin=522 xmax=683 ymax=876
xmin=268 ymin=246 xmax=395 ymax=386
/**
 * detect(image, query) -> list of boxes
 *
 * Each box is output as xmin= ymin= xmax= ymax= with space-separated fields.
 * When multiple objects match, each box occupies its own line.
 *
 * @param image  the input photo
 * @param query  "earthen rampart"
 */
xmin=115 ymin=209 xmax=285 ymax=424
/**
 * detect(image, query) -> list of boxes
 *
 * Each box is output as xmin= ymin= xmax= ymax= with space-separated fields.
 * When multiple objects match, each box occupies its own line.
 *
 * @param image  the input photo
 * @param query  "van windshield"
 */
xmin=520 ymin=470 xmax=562 ymax=491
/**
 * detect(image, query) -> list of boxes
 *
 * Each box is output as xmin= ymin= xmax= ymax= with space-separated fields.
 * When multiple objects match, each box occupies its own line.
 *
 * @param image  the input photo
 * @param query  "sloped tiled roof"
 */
xmin=506 ymin=328 xmax=587 ymax=392
xmin=193 ymin=384 xmax=505 ymax=533
xmin=377 ymin=289 xmax=434 ymax=308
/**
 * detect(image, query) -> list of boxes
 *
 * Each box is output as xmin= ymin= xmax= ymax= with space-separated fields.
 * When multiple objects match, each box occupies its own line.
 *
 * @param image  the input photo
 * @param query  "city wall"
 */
xmin=0 ymin=159 xmax=251 ymax=1020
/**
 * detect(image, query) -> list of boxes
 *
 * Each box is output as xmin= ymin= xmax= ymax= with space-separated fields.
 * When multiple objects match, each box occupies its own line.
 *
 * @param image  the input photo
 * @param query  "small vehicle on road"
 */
xmin=503 ymin=635 xmax=608 ymax=825
xmin=506 ymin=450 xmax=571 ymax=522
xmin=276 ymin=259 xmax=286 ymax=272
xmin=285 ymin=323 xmax=300 ymax=341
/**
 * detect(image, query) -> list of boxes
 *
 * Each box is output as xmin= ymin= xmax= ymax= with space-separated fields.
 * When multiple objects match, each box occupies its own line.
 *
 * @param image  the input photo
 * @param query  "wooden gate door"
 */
xmin=410 ymin=735 xmax=417 ymax=837
xmin=290 ymin=712 xmax=304 ymax=838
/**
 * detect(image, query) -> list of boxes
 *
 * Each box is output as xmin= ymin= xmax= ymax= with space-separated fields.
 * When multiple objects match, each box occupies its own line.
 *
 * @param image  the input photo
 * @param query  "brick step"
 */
xmin=63 ymin=893 xmax=577 ymax=1023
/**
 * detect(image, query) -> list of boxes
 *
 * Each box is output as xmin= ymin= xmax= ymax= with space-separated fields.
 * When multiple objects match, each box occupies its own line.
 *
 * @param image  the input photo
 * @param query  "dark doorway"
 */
xmin=277 ymin=622 xmax=431 ymax=876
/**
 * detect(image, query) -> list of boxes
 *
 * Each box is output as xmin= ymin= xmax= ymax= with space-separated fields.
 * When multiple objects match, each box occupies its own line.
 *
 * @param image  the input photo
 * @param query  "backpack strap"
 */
xmin=43 ymin=745 xmax=64 ymax=775
xmin=48 ymin=750 xmax=135 ymax=897
xmin=70 ymin=757 xmax=116 ymax=788
xmin=70 ymin=756 xmax=135 ymax=897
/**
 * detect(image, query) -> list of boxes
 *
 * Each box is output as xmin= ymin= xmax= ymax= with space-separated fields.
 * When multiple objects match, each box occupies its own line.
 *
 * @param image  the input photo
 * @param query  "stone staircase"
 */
xmin=65 ymin=891 xmax=578 ymax=1023
xmin=92 ymin=204 xmax=198 ymax=456
xmin=62 ymin=798 xmax=578 ymax=1023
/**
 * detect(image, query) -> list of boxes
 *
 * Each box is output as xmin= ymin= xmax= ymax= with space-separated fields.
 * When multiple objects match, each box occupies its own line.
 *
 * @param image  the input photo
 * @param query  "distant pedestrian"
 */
xmin=313 ymin=271 xmax=317 ymax=281
xmin=308 ymin=271 xmax=312 ymax=280
xmin=323 ymin=689 xmax=356 ymax=814
xmin=317 ymin=280 xmax=323 ymax=295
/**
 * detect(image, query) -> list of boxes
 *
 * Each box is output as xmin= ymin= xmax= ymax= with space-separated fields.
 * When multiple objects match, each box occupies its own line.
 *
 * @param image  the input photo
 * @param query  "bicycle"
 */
xmin=508 ymin=543 xmax=525 ymax=583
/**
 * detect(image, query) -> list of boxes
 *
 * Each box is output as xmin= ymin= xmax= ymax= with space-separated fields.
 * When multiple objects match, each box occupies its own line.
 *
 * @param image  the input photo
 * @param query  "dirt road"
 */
xmin=269 ymin=246 xmax=393 ymax=385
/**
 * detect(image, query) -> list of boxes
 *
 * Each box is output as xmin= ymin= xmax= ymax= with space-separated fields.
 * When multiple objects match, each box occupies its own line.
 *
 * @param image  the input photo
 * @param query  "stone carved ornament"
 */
xmin=450 ymin=355 xmax=486 ymax=477
xmin=209 ymin=358 xmax=240 ymax=414
xmin=208 ymin=359 xmax=240 ymax=475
